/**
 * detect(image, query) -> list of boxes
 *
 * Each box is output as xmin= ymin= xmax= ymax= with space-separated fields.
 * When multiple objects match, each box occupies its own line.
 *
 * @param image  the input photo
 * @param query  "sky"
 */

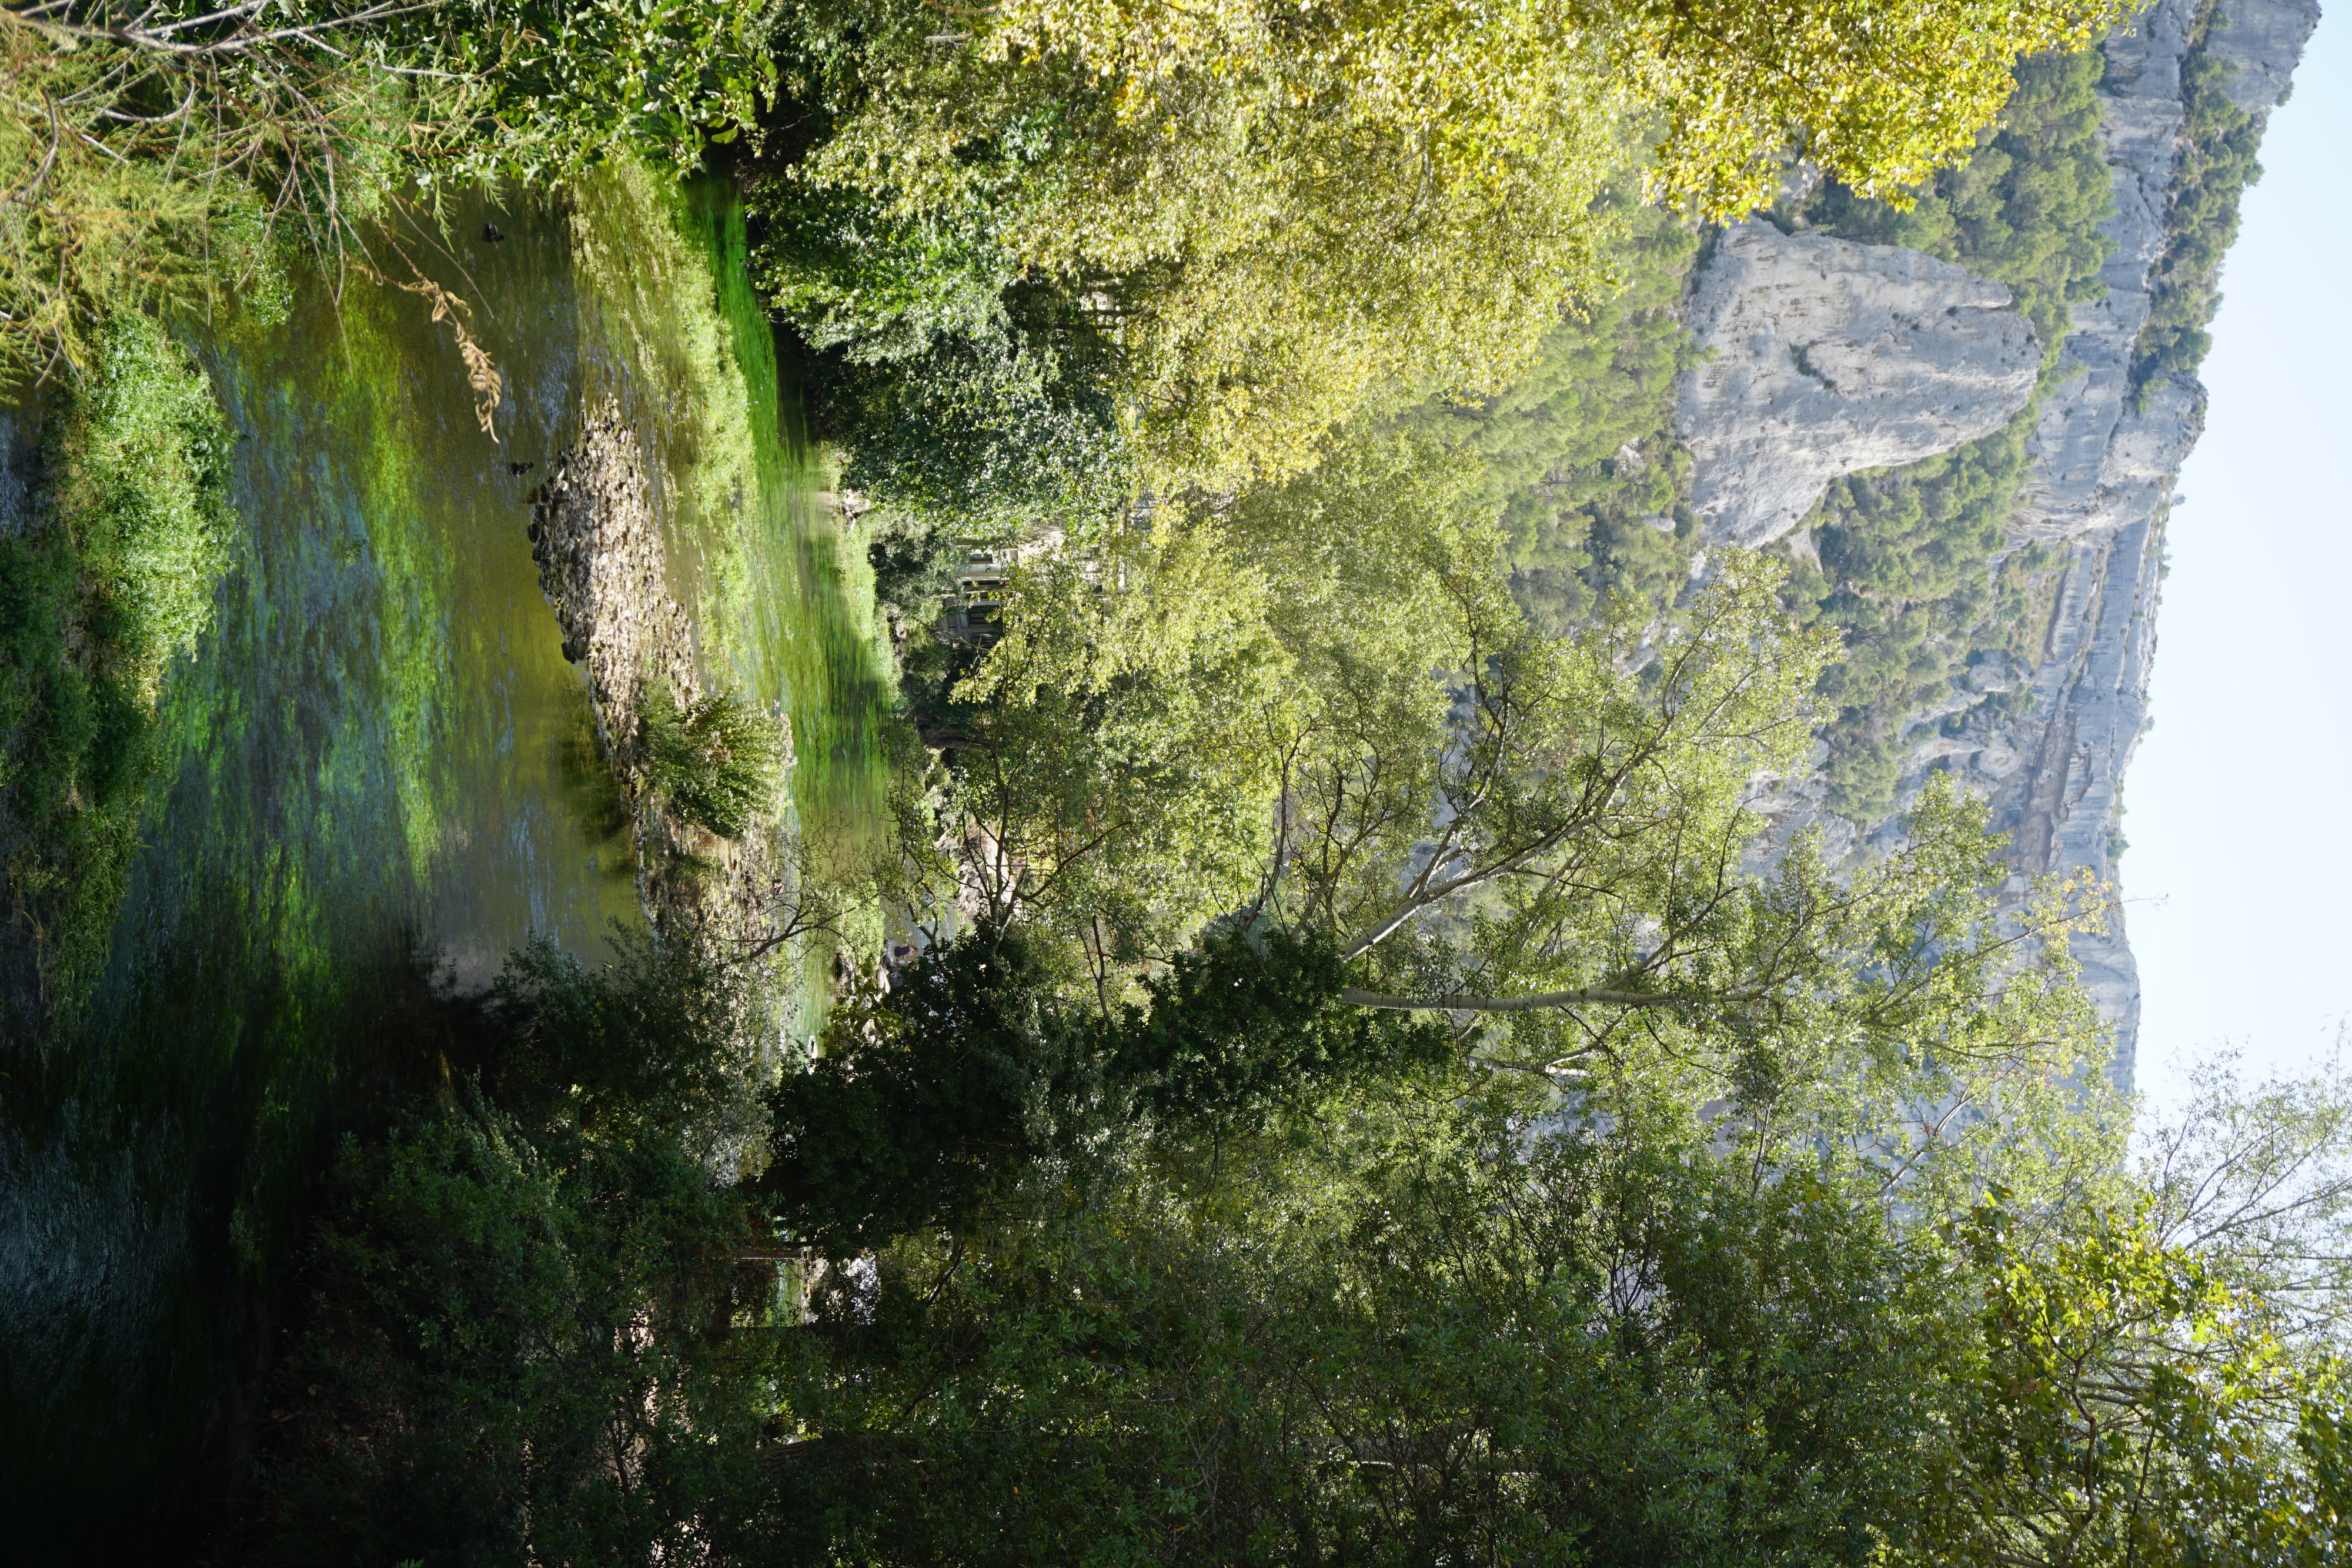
xmin=2126 ymin=5 xmax=2352 ymax=1116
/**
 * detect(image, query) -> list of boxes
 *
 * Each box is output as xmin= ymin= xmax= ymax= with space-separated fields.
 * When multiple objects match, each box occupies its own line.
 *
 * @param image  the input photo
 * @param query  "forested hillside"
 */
xmin=1403 ymin=49 xmax=2120 ymax=819
xmin=1406 ymin=12 xmax=2282 ymax=827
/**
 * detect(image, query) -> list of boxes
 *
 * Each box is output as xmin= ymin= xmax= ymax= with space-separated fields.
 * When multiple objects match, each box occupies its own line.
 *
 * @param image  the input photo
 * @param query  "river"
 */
xmin=0 ymin=165 xmax=890 ymax=1546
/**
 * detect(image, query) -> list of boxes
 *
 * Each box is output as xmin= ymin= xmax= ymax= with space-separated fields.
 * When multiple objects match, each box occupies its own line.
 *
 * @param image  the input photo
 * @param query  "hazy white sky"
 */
xmin=2127 ymin=5 xmax=2352 ymax=1113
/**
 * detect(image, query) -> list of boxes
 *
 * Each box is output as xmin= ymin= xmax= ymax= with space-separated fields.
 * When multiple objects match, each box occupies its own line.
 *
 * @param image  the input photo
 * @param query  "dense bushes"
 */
xmin=0 ymin=0 xmax=781 ymax=385
xmin=249 ymin=926 xmax=790 ymax=1559
xmin=479 ymin=924 xmax=776 ymax=1167
xmin=793 ymin=1125 xmax=1939 ymax=1567
xmin=249 ymin=922 xmax=1451 ymax=1553
xmin=252 ymin=922 xmax=2352 ymax=1563
xmin=761 ymin=926 xmax=1446 ymax=1251
xmin=253 ymin=919 xmax=1936 ymax=1564
xmin=252 ymin=1100 xmax=792 ymax=1567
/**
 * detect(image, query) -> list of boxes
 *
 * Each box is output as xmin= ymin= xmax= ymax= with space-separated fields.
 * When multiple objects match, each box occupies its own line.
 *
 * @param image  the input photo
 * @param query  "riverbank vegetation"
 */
xmin=0 ymin=312 xmax=232 ymax=1042
xmin=243 ymin=912 xmax=2352 ymax=1562
xmin=15 ymin=0 xmax=2349 ymax=1556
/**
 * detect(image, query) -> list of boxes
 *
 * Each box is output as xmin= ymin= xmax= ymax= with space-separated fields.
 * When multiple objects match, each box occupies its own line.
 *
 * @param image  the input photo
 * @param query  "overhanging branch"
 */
xmin=1338 ymin=986 xmax=1682 ymax=1014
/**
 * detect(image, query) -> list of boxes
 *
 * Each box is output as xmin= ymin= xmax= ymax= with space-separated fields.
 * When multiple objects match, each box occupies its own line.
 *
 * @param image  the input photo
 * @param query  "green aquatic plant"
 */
xmin=0 ymin=311 xmax=233 ymax=1028
xmin=640 ymin=686 xmax=787 ymax=840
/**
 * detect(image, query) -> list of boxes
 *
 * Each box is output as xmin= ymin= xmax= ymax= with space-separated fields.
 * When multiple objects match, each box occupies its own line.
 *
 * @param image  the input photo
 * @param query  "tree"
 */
xmin=767 ymin=0 xmax=1625 ymax=486
xmin=1900 ymin=1196 xmax=2350 ymax=1567
xmin=251 ymin=1098 xmax=799 ymax=1567
xmin=968 ymin=0 xmax=2130 ymax=215
xmin=760 ymin=924 xmax=1443 ymax=1252
xmin=762 ymin=0 xmax=2129 ymax=483
xmin=780 ymin=1089 xmax=1946 ymax=1566
xmin=922 ymin=516 xmax=1297 ymax=989
xmin=924 ymin=439 xmax=2114 ymax=1209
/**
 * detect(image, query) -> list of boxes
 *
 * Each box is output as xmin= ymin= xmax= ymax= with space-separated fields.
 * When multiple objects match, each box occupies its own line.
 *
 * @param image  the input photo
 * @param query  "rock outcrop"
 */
xmin=1679 ymin=224 xmax=2042 ymax=547
xmin=530 ymin=399 xmax=699 ymax=728
xmin=530 ymin=399 xmax=796 ymax=952
xmin=1974 ymin=0 xmax=2314 ymax=1089
xmin=1682 ymin=0 xmax=2320 ymax=1087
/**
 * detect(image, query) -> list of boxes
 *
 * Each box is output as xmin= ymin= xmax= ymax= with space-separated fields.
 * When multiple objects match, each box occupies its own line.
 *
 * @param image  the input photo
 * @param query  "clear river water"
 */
xmin=0 ymin=166 xmax=890 ymax=1542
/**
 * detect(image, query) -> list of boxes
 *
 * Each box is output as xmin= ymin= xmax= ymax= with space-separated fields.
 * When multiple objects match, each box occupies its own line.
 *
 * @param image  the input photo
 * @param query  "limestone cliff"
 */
xmin=1678 ymin=0 xmax=2320 ymax=1086
xmin=1680 ymin=225 xmax=2042 ymax=548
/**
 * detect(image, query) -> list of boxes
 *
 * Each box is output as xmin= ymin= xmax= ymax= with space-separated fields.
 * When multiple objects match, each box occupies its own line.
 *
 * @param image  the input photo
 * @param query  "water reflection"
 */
xmin=0 ymin=171 xmax=884 ymax=1545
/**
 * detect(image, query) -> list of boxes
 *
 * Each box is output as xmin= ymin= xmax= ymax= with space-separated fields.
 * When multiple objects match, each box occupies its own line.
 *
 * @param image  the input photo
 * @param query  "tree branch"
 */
xmin=1339 ymin=986 xmax=1683 ymax=1014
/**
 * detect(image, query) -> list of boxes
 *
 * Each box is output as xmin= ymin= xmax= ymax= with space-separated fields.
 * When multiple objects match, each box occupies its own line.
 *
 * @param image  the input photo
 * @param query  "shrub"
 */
xmin=252 ymin=1098 xmax=787 ymax=1567
xmin=479 ymin=924 xmax=774 ymax=1168
xmin=640 ymin=686 xmax=786 ymax=840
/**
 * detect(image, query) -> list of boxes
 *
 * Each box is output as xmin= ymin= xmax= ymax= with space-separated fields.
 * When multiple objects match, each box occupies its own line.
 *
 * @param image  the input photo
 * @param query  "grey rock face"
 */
xmin=1976 ymin=0 xmax=2313 ymax=1092
xmin=1704 ymin=0 xmax=2319 ymax=1091
xmin=1679 ymin=223 xmax=2042 ymax=547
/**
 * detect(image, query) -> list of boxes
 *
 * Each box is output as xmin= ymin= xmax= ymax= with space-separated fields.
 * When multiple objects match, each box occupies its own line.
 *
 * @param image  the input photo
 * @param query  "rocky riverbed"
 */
xmin=529 ymin=399 xmax=799 ymax=952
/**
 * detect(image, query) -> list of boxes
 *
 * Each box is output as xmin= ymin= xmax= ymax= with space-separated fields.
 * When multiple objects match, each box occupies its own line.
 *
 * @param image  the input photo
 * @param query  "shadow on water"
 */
xmin=0 ymin=169 xmax=888 ymax=1553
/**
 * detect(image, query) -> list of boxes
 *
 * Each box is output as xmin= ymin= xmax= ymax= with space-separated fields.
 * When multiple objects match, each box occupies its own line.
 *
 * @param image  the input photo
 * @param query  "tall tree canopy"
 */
xmin=907 ymin=425 xmax=2115 ymax=1217
xmin=759 ymin=0 xmax=2131 ymax=483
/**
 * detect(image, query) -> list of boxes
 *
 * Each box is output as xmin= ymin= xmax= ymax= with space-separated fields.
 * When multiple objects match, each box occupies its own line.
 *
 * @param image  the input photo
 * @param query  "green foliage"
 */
xmin=407 ymin=0 xmax=779 ymax=185
xmin=1782 ymin=48 xmax=2117 ymax=818
xmin=0 ymin=0 xmax=776 ymax=386
xmin=931 ymin=514 xmax=1298 ymax=968
xmin=761 ymin=924 xmax=1444 ymax=1253
xmin=1111 ymin=925 xmax=1449 ymax=1132
xmin=1800 ymin=48 xmax=2116 ymax=362
xmin=1596 ymin=0 xmax=2129 ymax=215
xmin=1782 ymin=426 xmax=2046 ymax=816
xmin=240 ymin=910 xmax=2352 ymax=1565
xmin=751 ymin=185 xmax=1024 ymax=367
xmin=1895 ymin=1196 xmax=2349 ymax=1566
xmin=769 ymin=0 xmax=1626 ymax=490
xmin=864 ymin=513 xmax=963 ymax=623
xmin=0 ymin=2 xmax=355 ymax=385
xmin=791 ymin=1106 xmax=1940 ymax=1566
xmin=820 ymin=335 xmax=1127 ymax=539
xmin=762 ymin=929 xmax=1091 ymax=1252
xmin=481 ymin=924 xmax=775 ymax=1169
xmin=0 ymin=312 xmax=232 ymax=1027
xmin=753 ymin=0 xmax=2133 ymax=507
xmin=2130 ymin=5 xmax=2268 ymax=395
xmin=1406 ymin=193 xmax=1708 ymax=633
xmin=252 ymin=925 xmax=797 ymax=1559
xmin=916 ymin=467 xmax=2113 ymax=1208
xmin=965 ymin=0 xmax=2125 ymax=222
xmin=252 ymin=1097 xmax=791 ymax=1566
xmin=641 ymin=686 xmax=788 ymax=840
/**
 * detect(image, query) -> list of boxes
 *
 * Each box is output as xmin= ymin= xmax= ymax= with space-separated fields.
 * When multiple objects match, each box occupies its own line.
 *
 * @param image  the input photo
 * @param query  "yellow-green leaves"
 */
xmin=782 ymin=0 xmax=2125 ymax=486
xmin=797 ymin=0 xmax=1626 ymax=486
xmin=949 ymin=520 xmax=1294 ymax=970
xmin=1609 ymin=0 xmax=2133 ymax=213
xmin=971 ymin=0 xmax=2131 ymax=218
xmin=1906 ymin=1198 xmax=2343 ymax=1567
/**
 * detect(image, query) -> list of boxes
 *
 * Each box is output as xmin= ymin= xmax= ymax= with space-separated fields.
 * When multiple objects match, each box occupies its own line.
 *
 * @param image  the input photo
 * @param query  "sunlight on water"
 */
xmin=0 ymin=166 xmax=890 ymax=1534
